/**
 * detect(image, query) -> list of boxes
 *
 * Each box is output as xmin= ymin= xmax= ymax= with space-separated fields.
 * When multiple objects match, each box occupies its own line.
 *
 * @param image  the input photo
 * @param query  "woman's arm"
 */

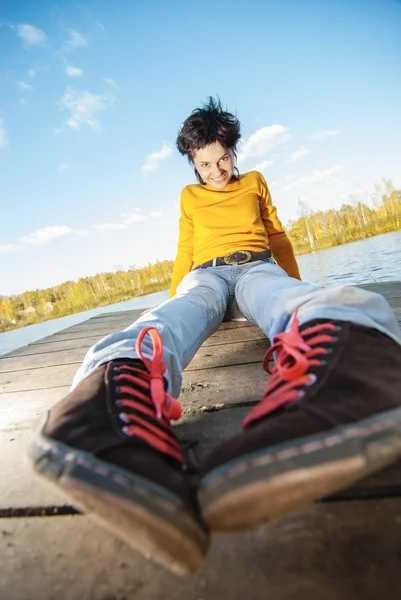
xmin=169 ymin=191 xmax=194 ymax=297
xmin=258 ymin=173 xmax=301 ymax=280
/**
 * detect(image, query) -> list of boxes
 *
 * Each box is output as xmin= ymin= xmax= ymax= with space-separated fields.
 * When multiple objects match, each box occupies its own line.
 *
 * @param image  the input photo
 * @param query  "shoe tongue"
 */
xmin=111 ymin=358 xmax=149 ymax=373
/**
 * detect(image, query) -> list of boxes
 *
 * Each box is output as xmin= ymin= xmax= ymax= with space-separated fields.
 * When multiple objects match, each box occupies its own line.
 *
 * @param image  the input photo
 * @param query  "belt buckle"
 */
xmin=223 ymin=250 xmax=251 ymax=265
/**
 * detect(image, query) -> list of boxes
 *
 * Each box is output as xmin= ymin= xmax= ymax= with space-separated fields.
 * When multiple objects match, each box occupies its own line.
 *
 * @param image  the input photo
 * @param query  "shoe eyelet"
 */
xmin=325 ymin=348 xmax=333 ymax=354
xmin=307 ymin=373 xmax=317 ymax=385
xmin=119 ymin=412 xmax=130 ymax=423
xmin=335 ymin=325 xmax=342 ymax=332
xmin=298 ymin=390 xmax=305 ymax=399
xmin=330 ymin=336 xmax=339 ymax=343
xmin=319 ymin=360 xmax=328 ymax=366
xmin=122 ymin=426 xmax=133 ymax=436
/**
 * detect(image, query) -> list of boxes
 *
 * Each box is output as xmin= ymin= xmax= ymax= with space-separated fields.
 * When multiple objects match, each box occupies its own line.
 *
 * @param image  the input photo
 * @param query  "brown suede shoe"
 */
xmin=29 ymin=327 xmax=209 ymax=575
xmin=199 ymin=316 xmax=401 ymax=531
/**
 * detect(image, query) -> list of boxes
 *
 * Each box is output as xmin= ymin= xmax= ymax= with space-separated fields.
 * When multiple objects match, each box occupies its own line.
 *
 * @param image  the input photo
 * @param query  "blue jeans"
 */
xmin=72 ymin=260 xmax=401 ymax=397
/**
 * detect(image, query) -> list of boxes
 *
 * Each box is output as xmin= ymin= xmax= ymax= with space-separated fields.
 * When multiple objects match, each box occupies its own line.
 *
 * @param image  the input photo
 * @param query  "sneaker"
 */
xmin=199 ymin=315 xmax=401 ymax=531
xmin=29 ymin=327 xmax=209 ymax=574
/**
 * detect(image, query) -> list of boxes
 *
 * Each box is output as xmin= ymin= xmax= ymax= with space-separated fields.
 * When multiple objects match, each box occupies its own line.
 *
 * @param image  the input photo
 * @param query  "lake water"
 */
xmin=1 ymin=230 xmax=400 ymax=357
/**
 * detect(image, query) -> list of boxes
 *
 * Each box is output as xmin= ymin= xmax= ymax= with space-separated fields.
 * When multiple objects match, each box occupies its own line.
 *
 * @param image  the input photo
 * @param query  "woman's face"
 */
xmin=192 ymin=141 xmax=234 ymax=189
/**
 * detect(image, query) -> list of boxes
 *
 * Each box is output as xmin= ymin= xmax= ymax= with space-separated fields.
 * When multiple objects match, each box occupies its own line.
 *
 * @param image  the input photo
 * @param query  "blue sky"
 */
xmin=1 ymin=0 xmax=400 ymax=296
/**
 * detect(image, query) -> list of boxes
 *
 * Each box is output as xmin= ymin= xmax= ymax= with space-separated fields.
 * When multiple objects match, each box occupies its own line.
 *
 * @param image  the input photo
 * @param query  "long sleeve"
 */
xmin=258 ymin=174 xmax=301 ymax=280
xmin=169 ymin=191 xmax=194 ymax=297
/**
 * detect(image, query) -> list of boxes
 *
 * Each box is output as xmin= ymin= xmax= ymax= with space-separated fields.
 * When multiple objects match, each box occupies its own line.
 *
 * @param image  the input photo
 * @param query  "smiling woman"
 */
xmin=29 ymin=95 xmax=401 ymax=577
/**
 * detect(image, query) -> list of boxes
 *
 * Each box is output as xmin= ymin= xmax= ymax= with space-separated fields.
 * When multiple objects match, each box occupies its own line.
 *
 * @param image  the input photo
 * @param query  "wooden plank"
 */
xmin=202 ymin=326 xmax=265 ymax=346
xmin=0 ymin=387 xmax=70 ymax=432
xmin=1 ymin=321 xmax=258 ymax=361
xmin=0 ymin=363 xmax=78 ymax=394
xmin=4 ymin=336 xmax=103 ymax=358
xmin=29 ymin=328 xmax=134 ymax=344
xmin=0 ymin=337 xmax=269 ymax=374
xmin=0 ymin=360 xmax=268 ymax=434
xmin=2 ymin=404 xmax=401 ymax=511
xmin=2 ymin=500 xmax=401 ymax=599
xmin=359 ymin=281 xmax=401 ymax=298
xmin=0 ymin=347 xmax=92 ymax=373
xmin=0 ymin=429 xmax=71 ymax=507
xmin=0 ymin=342 xmax=271 ymax=394
xmin=23 ymin=322 xmax=262 ymax=347
xmin=56 ymin=315 xmax=142 ymax=334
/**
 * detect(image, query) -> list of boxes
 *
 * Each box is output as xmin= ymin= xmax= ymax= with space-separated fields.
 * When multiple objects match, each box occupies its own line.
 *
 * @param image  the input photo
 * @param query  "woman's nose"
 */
xmin=211 ymin=164 xmax=223 ymax=177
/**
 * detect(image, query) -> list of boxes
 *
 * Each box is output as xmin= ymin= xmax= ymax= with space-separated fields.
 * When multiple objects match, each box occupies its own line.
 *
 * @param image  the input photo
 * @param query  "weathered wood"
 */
xmin=5 ymin=336 xmax=106 ymax=357
xmin=359 ymin=281 xmax=401 ymax=297
xmin=2 ymin=501 xmax=401 ymax=600
xmin=0 ymin=362 xmax=268 ymax=433
xmin=3 ymin=405 xmax=401 ymax=511
xmin=0 ymin=337 xmax=269 ymax=374
xmin=0 ymin=387 xmax=70 ymax=432
xmin=0 ymin=429 xmax=71 ymax=507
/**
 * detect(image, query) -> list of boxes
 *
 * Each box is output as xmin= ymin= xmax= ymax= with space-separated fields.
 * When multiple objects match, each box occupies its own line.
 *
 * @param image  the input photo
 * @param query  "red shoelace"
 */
xmin=113 ymin=327 xmax=183 ymax=462
xmin=243 ymin=313 xmax=337 ymax=428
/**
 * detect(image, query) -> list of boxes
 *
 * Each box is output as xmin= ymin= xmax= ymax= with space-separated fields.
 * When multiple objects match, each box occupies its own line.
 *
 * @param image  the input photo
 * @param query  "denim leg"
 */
xmin=235 ymin=260 xmax=401 ymax=345
xmin=72 ymin=269 xmax=230 ymax=397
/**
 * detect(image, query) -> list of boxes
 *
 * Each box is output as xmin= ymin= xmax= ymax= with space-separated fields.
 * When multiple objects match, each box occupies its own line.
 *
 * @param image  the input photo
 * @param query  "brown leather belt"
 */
xmin=194 ymin=249 xmax=272 ymax=270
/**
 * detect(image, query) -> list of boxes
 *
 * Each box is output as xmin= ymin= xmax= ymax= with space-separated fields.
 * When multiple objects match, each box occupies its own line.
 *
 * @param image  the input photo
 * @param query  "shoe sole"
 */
xmin=199 ymin=406 xmax=401 ymax=531
xmin=29 ymin=430 xmax=209 ymax=575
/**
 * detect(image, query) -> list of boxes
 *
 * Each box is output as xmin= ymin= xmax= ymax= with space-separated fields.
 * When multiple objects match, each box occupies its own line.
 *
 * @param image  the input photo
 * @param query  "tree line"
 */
xmin=287 ymin=178 xmax=400 ymax=254
xmin=1 ymin=179 xmax=400 ymax=333
xmin=0 ymin=260 xmax=174 ymax=333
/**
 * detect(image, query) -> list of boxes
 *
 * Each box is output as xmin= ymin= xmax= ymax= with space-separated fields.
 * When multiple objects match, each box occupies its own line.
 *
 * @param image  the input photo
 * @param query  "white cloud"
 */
xmin=254 ymin=159 xmax=274 ymax=171
xmin=94 ymin=223 xmax=127 ymax=232
xmin=287 ymin=146 xmax=310 ymax=162
xmin=104 ymin=77 xmax=119 ymax=89
xmin=17 ymin=24 xmax=47 ymax=46
xmin=57 ymin=162 xmax=71 ymax=172
xmin=308 ymin=130 xmax=339 ymax=141
xmin=141 ymin=142 xmax=173 ymax=174
xmin=59 ymin=87 xmax=114 ymax=131
xmin=0 ymin=118 xmax=9 ymax=150
xmin=20 ymin=225 xmax=87 ymax=245
xmin=17 ymin=80 xmax=34 ymax=91
xmin=150 ymin=211 xmax=163 ymax=217
xmin=28 ymin=69 xmax=36 ymax=79
xmin=0 ymin=243 xmax=21 ymax=254
xmin=239 ymin=125 xmax=290 ymax=162
xmin=123 ymin=213 xmax=148 ymax=224
xmin=66 ymin=66 xmax=84 ymax=77
xmin=53 ymin=127 xmax=61 ymax=135
xmin=283 ymin=165 xmax=343 ymax=191
xmin=63 ymin=29 xmax=88 ymax=52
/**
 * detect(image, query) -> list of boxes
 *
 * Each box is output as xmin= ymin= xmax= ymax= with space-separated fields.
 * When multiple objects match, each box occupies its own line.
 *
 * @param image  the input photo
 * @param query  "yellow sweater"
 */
xmin=169 ymin=170 xmax=301 ymax=296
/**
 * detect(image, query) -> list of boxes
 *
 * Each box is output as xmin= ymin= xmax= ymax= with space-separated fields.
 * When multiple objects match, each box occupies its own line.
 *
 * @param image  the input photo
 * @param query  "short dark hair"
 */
xmin=176 ymin=97 xmax=241 ymax=183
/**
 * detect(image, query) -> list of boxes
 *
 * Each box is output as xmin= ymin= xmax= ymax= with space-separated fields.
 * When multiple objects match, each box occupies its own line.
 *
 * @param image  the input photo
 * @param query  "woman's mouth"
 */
xmin=211 ymin=173 xmax=227 ymax=183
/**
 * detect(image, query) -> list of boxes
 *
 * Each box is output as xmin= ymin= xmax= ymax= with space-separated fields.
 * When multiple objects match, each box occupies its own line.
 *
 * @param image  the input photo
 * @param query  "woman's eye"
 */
xmin=201 ymin=164 xmax=209 ymax=169
xmin=220 ymin=156 xmax=228 ymax=162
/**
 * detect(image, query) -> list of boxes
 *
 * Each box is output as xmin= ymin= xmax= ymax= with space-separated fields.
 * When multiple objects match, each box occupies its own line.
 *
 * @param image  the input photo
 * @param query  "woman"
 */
xmin=30 ymin=98 xmax=401 ymax=575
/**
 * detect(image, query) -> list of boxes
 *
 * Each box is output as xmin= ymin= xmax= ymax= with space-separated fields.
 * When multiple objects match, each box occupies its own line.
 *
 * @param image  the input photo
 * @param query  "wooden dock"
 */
xmin=1 ymin=282 xmax=401 ymax=600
